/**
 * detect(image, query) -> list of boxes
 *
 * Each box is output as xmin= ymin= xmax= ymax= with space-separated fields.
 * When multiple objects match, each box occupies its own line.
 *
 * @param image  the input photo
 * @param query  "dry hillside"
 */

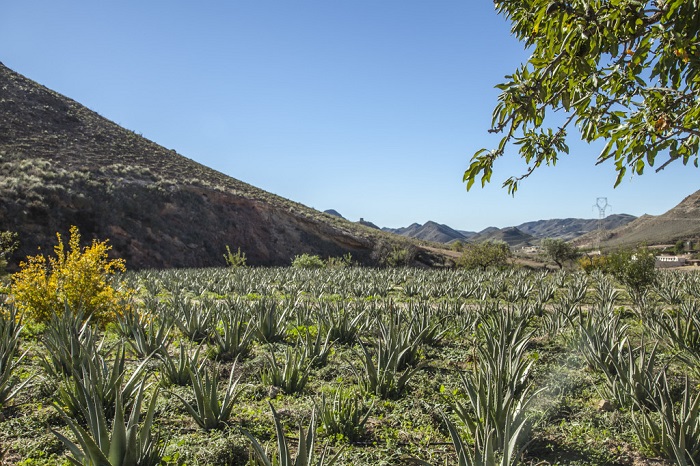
xmin=573 ymin=190 xmax=700 ymax=249
xmin=0 ymin=63 xmax=443 ymax=269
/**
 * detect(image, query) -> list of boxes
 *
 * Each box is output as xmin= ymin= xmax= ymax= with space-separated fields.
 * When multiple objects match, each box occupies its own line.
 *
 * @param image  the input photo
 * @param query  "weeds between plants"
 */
xmin=2 ymin=266 xmax=700 ymax=465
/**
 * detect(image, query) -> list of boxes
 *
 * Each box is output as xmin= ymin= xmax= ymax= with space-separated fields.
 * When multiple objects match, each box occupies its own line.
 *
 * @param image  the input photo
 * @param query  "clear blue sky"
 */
xmin=2 ymin=1 xmax=697 ymax=232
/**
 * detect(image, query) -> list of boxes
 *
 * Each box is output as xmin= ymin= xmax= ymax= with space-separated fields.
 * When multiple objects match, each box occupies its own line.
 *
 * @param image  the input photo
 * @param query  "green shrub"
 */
xmin=292 ymin=253 xmax=325 ymax=269
xmin=371 ymin=241 xmax=416 ymax=267
xmin=325 ymin=253 xmax=353 ymax=268
xmin=578 ymin=253 xmax=608 ymax=273
xmin=0 ymin=231 xmax=18 ymax=276
xmin=456 ymin=241 xmax=511 ymax=270
xmin=223 ymin=246 xmax=247 ymax=268
xmin=606 ymin=247 xmax=657 ymax=295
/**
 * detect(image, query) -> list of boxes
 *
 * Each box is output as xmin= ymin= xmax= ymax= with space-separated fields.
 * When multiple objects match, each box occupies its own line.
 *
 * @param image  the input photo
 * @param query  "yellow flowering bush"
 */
xmin=578 ymin=254 xmax=609 ymax=274
xmin=10 ymin=226 xmax=128 ymax=326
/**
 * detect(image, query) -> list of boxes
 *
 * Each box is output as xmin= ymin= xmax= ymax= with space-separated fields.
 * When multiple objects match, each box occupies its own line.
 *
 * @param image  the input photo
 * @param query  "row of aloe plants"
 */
xmin=1 ymin=267 xmax=700 ymax=464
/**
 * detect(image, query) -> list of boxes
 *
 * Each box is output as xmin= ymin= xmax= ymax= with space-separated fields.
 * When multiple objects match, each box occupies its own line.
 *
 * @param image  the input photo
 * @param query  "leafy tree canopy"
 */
xmin=456 ymin=241 xmax=512 ymax=270
xmin=541 ymin=238 xmax=580 ymax=268
xmin=465 ymin=0 xmax=700 ymax=194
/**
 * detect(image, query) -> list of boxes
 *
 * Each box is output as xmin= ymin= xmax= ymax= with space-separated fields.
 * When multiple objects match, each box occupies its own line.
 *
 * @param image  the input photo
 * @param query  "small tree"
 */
xmin=542 ymin=238 xmax=580 ymax=269
xmin=456 ymin=241 xmax=511 ymax=271
xmin=606 ymin=247 xmax=657 ymax=296
xmin=10 ymin=226 xmax=127 ymax=326
xmin=674 ymin=240 xmax=686 ymax=255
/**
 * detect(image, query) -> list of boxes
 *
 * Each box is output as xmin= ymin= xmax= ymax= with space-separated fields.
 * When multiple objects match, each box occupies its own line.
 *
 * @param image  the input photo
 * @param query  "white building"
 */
xmin=655 ymin=255 xmax=688 ymax=268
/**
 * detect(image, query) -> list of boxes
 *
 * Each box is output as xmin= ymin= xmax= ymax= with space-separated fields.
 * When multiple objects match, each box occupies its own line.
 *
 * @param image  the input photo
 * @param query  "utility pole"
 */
xmin=593 ymin=197 xmax=611 ymax=251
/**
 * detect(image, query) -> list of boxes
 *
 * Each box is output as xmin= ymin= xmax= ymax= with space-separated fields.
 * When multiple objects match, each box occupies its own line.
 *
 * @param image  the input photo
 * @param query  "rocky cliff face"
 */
xmin=0 ymin=63 xmax=415 ymax=269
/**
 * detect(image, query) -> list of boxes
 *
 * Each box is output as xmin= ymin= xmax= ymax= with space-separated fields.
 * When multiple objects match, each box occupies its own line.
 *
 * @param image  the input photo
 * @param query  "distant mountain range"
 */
xmin=574 ymin=190 xmax=700 ymax=249
xmin=376 ymin=214 xmax=638 ymax=247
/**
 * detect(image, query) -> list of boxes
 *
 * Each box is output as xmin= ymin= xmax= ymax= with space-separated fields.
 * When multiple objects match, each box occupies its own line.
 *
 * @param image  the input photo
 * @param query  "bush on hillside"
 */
xmin=223 ymin=245 xmax=247 ymax=268
xmin=291 ymin=253 xmax=326 ymax=269
xmin=0 ymin=231 xmax=19 ymax=276
xmin=371 ymin=241 xmax=416 ymax=267
xmin=326 ymin=253 xmax=354 ymax=268
xmin=10 ymin=226 xmax=128 ymax=327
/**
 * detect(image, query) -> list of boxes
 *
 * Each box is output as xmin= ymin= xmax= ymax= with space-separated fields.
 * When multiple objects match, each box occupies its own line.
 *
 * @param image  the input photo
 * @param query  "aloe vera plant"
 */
xmin=632 ymin=373 xmax=700 ymax=465
xmin=208 ymin=303 xmax=254 ymax=361
xmin=0 ymin=304 xmax=31 ymax=409
xmin=118 ymin=306 xmax=173 ymax=359
xmin=317 ymin=388 xmax=373 ymax=441
xmin=353 ymin=336 xmax=425 ymax=399
xmin=41 ymin=305 xmax=97 ymax=378
xmin=173 ymin=360 xmax=241 ymax=430
xmin=655 ymin=271 xmax=686 ymax=305
xmin=592 ymin=272 xmax=619 ymax=314
xmin=438 ymin=412 xmax=525 ymax=466
xmin=319 ymin=301 xmax=365 ymax=345
xmin=406 ymin=301 xmax=449 ymax=346
xmin=261 ymin=346 xmax=313 ymax=394
xmin=158 ymin=343 xmax=202 ymax=387
xmin=251 ymin=297 xmax=290 ymax=344
xmin=299 ymin=325 xmax=333 ymax=367
xmin=56 ymin=342 xmax=151 ymax=421
xmin=170 ymin=296 xmax=214 ymax=343
xmin=649 ymin=300 xmax=700 ymax=376
xmin=563 ymin=272 xmax=589 ymax=305
xmin=244 ymin=402 xmax=344 ymax=466
xmin=53 ymin=380 xmax=164 ymax=466
xmin=454 ymin=307 xmax=538 ymax=454
xmin=577 ymin=309 xmax=629 ymax=376
xmin=536 ymin=278 xmax=557 ymax=305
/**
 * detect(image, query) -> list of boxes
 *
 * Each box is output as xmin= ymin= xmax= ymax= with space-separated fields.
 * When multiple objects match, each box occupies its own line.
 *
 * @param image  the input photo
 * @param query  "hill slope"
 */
xmin=573 ymin=190 xmax=700 ymax=248
xmin=0 ymin=63 xmax=438 ymax=269
xmin=516 ymin=214 xmax=636 ymax=240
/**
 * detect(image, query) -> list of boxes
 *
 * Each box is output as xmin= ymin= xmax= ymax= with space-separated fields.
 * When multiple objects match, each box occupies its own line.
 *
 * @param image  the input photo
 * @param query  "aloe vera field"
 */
xmin=2 ymin=266 xmax=700 ymax=465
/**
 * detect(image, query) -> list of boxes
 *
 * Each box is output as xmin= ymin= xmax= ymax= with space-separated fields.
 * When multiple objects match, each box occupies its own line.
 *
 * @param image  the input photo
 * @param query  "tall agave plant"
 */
xmin=56 ymin=342 xmax=151 ymax=421
xmin=453 ymin=308 xmax=539 ymax=455
xmin=261 ymin=346 xmax=313 ymax=395
xmin=0 ymin=304 xmax=31 ymax=409
xmin=41 ymin=305 xmax=97 ymax=378
xmin=117 ymin=305 xmax=173 ymax=359
xmin=173 ymin=359 xmax=241 ymax=430
xmin=53 ymin=380 xmax=164 ymax=466
xmin=632 ymin=373 xmax=700 ymax=465
xmin=208 ymin=303 xmax=254 ymax=361
xmin=244 ymin=402 xmax=343 ymax=466
xmin=428 ymin=412 xmax=525 ymax=466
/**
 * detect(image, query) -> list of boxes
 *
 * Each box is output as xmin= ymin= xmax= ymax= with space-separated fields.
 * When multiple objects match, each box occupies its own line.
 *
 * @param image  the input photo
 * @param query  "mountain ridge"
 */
xmin=574 ymin=190 xmax=700 ymax=248
xmin=381 ymin=215 xmax=638 ymax=245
